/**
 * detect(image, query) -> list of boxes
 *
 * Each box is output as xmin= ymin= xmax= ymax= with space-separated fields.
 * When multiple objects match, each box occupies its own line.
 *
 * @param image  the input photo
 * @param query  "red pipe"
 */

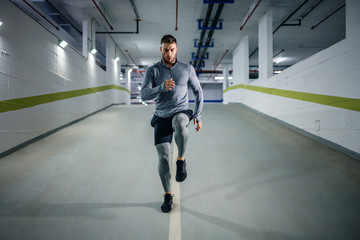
xmin=125 ymin=50 xmax=143 ymax=76
xmin=91 ymin=0 xmax=114 ymax=30
xmin=22 ymin=0 xmax=59 ymax=30
xmin=240 ymin=0 xmax=262 ymax=30
xmin=175 ymin=0 xmax=179 ymax=31
xmin=209 ymin=49 xmax=229 ymax=78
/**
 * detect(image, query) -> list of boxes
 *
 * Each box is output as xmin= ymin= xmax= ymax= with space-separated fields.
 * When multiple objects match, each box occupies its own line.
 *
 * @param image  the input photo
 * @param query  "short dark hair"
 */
xmin=161 ymin=35 xmax=177 ymax=44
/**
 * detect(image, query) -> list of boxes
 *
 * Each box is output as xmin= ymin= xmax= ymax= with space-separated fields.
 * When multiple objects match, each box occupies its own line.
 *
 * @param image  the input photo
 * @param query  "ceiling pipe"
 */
xmin=301 ymin=0 xmax=324 ymax=19
xmin=129 ymin=0 xmax=140 ymax=19
xmin=175 ymin=0 xmax=179 ymax=31
xmin=209 ymin=49 xmax=228 ymax=78
xmin=96 ymin=19 xmax=139 ymax=34
xmin=96 ymin=0 xmax=140 ymax=34
xmin=250 ymin=0 xmax=309 ymax=58
xmin=197 ymin=3 xmax=225 ymax=70
xmin=91 ymin=0 xmax=114 ymax=30
xmin=311 ymin=3 xmax=345 ymax=30
xmin=193 ymin=3 xmax=214 ymax=67
xmin=22 ymin=0 xmax=59 ymax=30
xmin=273 ymin=0 xmax=309 ymax=34
xmin=125 ymin=50 xmax=143 ymax=76
xmin=240 ymin=0 xmax=262 ymax=30
xmin=273 ymin=49 xmax=284 ymax=58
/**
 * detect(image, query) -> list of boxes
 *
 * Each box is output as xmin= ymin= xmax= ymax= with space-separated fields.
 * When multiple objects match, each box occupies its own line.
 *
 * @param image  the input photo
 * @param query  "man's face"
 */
xmin=160 ymin=42 xmax=178 ymax=65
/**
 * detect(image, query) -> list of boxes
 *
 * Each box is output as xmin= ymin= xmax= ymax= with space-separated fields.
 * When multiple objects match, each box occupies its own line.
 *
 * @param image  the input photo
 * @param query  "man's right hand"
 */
xmin=164 ymin=78 xmax=175 ymax=90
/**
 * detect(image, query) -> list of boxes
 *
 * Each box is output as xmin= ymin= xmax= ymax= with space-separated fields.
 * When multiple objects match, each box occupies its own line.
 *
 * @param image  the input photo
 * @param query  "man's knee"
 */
xmin=156 ymin=143 xmax=171 ymax=160
xmin=172 ymin=113 xmax=189 ymax=130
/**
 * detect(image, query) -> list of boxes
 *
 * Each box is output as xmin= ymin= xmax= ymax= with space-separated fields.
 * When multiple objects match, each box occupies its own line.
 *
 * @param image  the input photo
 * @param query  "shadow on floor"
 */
xmin=0 ymin=201 xmax=162 ymax=218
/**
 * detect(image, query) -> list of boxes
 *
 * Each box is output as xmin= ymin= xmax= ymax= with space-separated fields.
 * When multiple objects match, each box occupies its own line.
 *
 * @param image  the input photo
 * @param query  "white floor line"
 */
xmin=168 ymin=143 xmax=181 ymax=240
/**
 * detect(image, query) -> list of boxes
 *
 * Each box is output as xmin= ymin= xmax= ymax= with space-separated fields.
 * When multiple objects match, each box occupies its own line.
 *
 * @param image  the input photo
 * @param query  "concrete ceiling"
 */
xmin=12 ymin=0 xmax=346 ymax=74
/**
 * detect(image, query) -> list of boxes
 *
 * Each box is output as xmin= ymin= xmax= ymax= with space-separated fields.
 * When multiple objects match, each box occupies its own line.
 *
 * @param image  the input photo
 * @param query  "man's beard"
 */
xmin=162 ymin=55 xmax=176 ymax=65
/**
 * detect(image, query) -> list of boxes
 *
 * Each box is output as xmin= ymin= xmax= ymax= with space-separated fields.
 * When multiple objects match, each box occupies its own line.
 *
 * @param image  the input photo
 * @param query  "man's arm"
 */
xmin=188 ymin=65 xmax=204 ymax=129
xmin=140 ymin=68 xmax=166 ymax=101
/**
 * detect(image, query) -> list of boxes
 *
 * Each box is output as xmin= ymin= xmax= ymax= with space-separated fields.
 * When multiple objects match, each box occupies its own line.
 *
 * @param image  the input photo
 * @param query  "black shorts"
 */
xmin=151 ymin=109 xmax=193 ymax=145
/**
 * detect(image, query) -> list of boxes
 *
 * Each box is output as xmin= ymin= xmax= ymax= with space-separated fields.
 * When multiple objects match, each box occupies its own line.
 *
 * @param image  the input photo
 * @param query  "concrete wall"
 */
xmin=224 ymin=0 xmax=360 ymax=158
xmin=0 ymin=1 xmax=129 ymax=154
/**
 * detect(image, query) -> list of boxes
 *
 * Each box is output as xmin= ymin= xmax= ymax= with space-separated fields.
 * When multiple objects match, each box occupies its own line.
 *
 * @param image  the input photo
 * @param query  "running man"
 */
xmin=140 ymin=35 xmax=203 ymax=213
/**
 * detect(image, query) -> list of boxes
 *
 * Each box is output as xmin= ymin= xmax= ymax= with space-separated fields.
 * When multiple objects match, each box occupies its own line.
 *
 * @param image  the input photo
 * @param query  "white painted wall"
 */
xmin=188 ymin=83 xmax=223 ymax=102
xmin=0 ymin=1 xmax=129 ymax=154
xmin=224 ymin=0 xmax=360 ymax=157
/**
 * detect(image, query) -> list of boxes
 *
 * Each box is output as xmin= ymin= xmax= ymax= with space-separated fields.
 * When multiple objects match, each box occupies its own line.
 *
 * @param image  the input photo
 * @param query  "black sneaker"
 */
xmin=176 ymin=160 xmax=187 ymax=182
xmin=161 ymin=193 xmax=174 ymax=213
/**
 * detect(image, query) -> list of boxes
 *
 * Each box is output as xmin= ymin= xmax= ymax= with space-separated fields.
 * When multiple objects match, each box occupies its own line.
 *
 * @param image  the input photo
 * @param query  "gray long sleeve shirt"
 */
xmin=141 ymin=60 xmax=203 ymax=122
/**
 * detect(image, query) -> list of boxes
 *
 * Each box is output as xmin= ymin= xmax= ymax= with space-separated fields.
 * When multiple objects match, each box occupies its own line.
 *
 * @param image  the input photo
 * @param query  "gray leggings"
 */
xmin=156 ymin=113 xmax=189 ymax=192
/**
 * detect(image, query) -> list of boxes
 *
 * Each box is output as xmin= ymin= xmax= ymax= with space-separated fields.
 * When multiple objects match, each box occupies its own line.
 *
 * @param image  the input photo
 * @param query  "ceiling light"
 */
xmin=90 ymin=48 xmax=97 ymax=55
xmin=114 ymin=56 xmax=120 ymax=63
xmin=58 ymin=40 xmax=68 ymax=48
xmin=275 ymin=57 xmax=285 ymax=63
xmin=214 ymin=76 xmax=224 ymax=80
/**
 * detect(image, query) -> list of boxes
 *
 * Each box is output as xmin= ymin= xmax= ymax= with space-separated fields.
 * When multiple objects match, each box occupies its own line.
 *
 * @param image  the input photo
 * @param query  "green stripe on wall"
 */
xmin=0 ymin=84 xmax=130 ymax=114
xmin=224 ymin=84 xmax=360 ymax=112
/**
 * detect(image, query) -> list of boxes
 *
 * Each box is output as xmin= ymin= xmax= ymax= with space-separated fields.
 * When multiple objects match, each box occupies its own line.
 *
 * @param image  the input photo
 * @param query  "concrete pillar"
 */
xmin=91 ymin=20 xmax=96 ymax=52
xmin=346 ymin=0 xmax=360 ymax=42
xmin=222 ymin=65 xmax=229 ymax=103
xmin=82 ymin=13 xmax=90 ymax=58
xmin=232 ymin=36 xmax=249 ymax=85
xmin=223 ymin=65 xmax=230 ymax=91
xmin=106 ymin=36 xmax=122 ymax=103
xmin=258 ymin=11 xmax=273 ymax=80
xmin=125 ymin=68 xmax=132 ymax=105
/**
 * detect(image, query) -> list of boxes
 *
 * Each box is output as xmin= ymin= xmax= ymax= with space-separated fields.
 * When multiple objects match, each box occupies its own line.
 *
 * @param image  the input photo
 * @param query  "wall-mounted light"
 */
xmin=58 ymin=40 xmax=68 ymax=48
xmin=90 ymin=48 xmax=97 ymax=55
xmin=114 ymin=56 xmax=120 ymax=63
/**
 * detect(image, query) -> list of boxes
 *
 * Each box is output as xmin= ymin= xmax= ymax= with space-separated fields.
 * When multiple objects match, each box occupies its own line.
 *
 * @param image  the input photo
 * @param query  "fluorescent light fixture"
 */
xmin=275 ymin=57 xmax=285 ymax=64
xmin=214 ymin=76 xmax=224 ymax=80
xmin=58 ymin=40 xmax=68 ymax=48
xmin=0 ymin=21 xmax=3 ymax=26
xmin=228 ymin=76 xmax=233 ymax=80
xmin=114 ymin=56 xmax=120 ymax=63
xmin=90 ymin=48 xmax=97 ymax=55
xmin=274 ymin=70 xmax=283 ymax=74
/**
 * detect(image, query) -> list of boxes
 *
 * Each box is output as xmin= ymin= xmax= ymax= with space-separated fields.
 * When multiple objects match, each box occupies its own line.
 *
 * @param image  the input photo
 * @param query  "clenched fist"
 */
xmin=165 ymin=78 xmax=175 ymax=90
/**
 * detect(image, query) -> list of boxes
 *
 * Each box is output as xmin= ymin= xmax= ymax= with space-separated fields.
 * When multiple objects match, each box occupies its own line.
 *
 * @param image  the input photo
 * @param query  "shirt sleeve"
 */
xmin=188 ymin=65 xmax=203 ymax=122
xmin=140 ymin=67 xmax=166 ymax=101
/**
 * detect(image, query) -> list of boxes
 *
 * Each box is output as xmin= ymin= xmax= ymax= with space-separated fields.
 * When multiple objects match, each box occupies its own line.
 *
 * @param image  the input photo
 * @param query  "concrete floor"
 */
xmin=0 ymin=104 xmax=359 ymax=240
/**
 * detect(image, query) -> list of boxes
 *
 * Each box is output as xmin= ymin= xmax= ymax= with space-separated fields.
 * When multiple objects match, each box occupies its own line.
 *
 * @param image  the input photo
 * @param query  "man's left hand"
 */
xmin=194 ymin=119 xmax=202 ymax=132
